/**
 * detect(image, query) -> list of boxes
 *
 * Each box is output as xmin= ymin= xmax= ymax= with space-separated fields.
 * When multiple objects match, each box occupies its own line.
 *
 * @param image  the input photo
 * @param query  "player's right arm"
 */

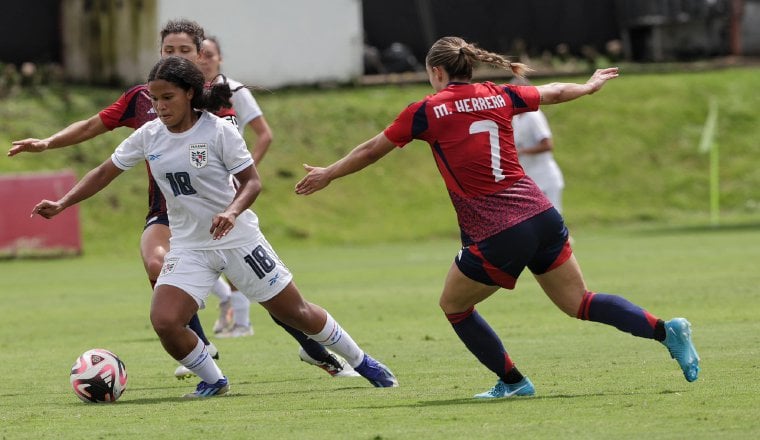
xmin=8 ymin=114 xmax=108 ymax=156
xmin=32 ymin=158 xmax=123 ymax=219
xmin=294 ymin=132 xmax=396 ymax=195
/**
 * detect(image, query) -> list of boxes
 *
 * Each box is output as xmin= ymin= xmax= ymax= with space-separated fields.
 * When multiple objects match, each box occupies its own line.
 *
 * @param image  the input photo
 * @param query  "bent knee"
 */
xmin=150 ymin=309 xmax=185 ymax=337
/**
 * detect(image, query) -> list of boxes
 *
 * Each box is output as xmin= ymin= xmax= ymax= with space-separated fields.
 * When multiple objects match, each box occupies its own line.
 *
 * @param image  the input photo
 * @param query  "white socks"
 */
xmin=230 ymin=290 xmax=251 ymax=327
xmin=306 ymin=312 xmax=364 ymax=367
xmin=179 ymin=338 xmax=224 ymax=384
xmin=211 ymin=277 xmax=232 ymax=302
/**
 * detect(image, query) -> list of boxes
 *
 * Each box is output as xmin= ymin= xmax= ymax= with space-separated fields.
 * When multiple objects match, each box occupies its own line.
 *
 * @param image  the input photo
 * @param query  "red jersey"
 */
xmin=99 ymin=84 xmax=156 ymax=130
xmin=384 ymin=81 xmax=552 ymax=244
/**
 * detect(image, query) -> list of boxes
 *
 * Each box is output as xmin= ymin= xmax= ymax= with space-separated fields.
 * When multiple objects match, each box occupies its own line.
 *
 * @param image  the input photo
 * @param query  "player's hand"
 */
xmin=210 ymin=212 xmax=237 ymax=240
xmin=9 ymin=138 xmax=50 ymax=156
xmin=294 ymin=164 xmax=330 ymax=195
xmin=32 ymin=200 xmax=64 ymax=219
xmin=586 ymin=67 xmax=619 ymax=94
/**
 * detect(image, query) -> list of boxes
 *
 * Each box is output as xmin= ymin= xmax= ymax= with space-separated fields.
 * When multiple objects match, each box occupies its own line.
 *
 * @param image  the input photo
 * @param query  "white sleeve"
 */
xmin=219 ymin=120 xmax=254 ymax=174
xmin=229 ymin=82 xmax=263 ymax=132
xmin=111 ymin=129 xmax=146 ymax=170
xmin=529 ymin=110 xmax=552 ymax=143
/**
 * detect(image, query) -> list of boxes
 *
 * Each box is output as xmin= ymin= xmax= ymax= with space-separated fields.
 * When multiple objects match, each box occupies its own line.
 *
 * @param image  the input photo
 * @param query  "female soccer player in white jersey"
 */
xmin=295 ymin=36 xmax=699 ymax=398
xmin=9 ymin=19 xmax=356 ymax=380
xmin=32 ymin=56 xmax=397 ymax=397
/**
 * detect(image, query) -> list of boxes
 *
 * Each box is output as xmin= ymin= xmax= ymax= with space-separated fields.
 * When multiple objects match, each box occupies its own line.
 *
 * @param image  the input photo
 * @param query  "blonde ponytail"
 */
xmin=426 ymin=36 xmax=532 ymax=80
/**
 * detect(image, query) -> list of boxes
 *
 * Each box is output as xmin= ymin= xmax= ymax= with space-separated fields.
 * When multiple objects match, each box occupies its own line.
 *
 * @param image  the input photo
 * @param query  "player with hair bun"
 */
xmin=296 ymin=36 xmax=700 ymax=398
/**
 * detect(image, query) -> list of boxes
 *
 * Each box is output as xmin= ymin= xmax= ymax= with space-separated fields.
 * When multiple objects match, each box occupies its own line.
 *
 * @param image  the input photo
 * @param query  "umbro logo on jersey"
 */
xmin=148 ymin=154 xmax=162 ymax=161
xmin=147 ymin=107 xmax=156 ymax=114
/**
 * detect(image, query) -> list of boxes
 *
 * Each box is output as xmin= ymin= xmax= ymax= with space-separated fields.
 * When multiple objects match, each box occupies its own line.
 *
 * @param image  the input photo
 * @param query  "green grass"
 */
xmin=2 ymin=67 xmax=760 ymax=255
xmin=2 ymin=227 xmax=759 ymax=439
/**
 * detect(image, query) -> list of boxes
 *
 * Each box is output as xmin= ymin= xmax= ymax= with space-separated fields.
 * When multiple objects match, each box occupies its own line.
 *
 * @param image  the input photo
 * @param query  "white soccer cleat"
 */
xmin=206 ymin=342 xmax=219 ymax=359
xmin=298 ymin=347 xmax=360 ymax=378
xmin=174 ymin=365 xmax=195 ymax=380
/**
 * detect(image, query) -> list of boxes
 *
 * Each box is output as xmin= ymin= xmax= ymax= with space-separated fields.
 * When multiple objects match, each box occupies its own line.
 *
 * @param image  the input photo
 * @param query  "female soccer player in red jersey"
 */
xmin=296 ymin=36 xmax=700 ymax=398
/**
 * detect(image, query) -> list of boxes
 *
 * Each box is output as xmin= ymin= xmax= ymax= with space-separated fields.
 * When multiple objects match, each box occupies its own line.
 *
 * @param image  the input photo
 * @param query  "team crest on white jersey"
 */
xmin=189 ymin=143 xmax=208 ymax=168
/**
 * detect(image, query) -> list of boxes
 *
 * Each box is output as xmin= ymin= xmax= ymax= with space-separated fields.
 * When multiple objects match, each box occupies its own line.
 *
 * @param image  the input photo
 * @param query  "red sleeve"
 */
xmin=98 ymin=84 xmax=150 ymax=130
xmin=383 ymin=100 xmax=426 ymax=147
xmin=501 ymin=84 xmax=541 ymax=115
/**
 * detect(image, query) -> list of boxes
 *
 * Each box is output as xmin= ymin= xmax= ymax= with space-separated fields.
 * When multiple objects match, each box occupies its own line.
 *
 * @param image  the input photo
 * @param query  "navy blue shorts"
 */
xmin=144 ymin=212 xmax=169 ymax=229
xmin=455 ymin=208 xmax=572 ymax=289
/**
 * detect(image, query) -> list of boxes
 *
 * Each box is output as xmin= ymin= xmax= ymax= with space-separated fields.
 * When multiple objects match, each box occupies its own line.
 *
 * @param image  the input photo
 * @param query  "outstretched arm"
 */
xmin=9 ymin=114 xmax=108 ymax=156
xmin=294 ymin=132 xmax=396 ymax=195
xmin=537 ymin=67 xmax=619 ymax=105
xmin=32 ymin=158 xmax=123 ymax=219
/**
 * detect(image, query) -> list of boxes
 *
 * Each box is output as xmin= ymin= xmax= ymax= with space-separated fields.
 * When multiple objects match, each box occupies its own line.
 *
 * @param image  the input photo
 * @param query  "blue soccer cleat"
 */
xmin=474 ymin=377 xmax=535 ymax=399
xmin=182 ymin=376 xmax=230 ymax=398
xmin=662 ymin=318 xmax=700 ymax=382
xmin=354 ymin=354 xmax=399 ymax=387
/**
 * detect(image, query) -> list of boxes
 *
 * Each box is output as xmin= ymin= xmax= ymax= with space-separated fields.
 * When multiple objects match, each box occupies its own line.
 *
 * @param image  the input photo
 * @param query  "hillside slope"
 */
xmin=1 ymin=67 xmax=758 ymax=255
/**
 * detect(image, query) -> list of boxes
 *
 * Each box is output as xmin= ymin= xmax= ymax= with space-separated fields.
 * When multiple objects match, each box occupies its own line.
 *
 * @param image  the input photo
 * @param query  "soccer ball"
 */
xmin=69 ymin=348 xmax=128 ymax=403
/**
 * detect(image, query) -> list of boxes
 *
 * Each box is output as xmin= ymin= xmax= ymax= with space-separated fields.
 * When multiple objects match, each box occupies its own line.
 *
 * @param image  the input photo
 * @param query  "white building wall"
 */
xmin=62 ymin=0 xmax=363 ymax=88
xmin=158 ymin=0 xmax=364 ymax=88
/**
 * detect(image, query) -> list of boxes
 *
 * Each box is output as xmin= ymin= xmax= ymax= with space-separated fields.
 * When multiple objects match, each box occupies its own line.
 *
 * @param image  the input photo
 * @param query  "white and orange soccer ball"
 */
xmin=69 ymin=349 xmax=127 ymax=403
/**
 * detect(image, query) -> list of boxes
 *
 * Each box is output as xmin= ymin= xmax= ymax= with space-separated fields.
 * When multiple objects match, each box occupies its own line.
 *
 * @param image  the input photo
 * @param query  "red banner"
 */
xmin=0 ymin=171 xmax=81 ymax=257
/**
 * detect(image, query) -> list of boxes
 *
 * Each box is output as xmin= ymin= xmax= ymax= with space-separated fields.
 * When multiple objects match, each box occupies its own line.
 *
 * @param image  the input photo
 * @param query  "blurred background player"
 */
xmin=195 ymin=36 xmax=359 ymax=378
xmin=511 ymin=77 xmax=565 ymax=215
xmin=197 ymin=36 xmax=272 ymax=339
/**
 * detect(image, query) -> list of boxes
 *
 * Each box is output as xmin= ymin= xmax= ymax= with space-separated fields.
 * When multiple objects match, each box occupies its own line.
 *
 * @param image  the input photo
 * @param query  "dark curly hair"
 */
xmin=148 ymin=56 xmax=232 ymax=111
xmin=160 ymin=19 xmax=205 ymax=52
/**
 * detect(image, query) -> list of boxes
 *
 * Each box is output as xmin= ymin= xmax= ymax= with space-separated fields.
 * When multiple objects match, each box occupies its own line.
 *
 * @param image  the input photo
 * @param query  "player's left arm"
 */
xmin=520 ymin=137 xmax=553 ymax=155
xmin=32 ymin=159 xmax=123 ymax=219
xmin=537 ymin=67 xmax=619 ymax=104
xmin=210 ymin=164 xmax=261 ymax=239
xmin=246 ymin=116 xmax=273 ymax=165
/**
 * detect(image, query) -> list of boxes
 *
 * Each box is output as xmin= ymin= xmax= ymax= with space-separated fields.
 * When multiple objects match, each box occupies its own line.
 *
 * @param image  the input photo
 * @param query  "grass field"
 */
xmin=2 ymin=225 xmax=759 ymax=439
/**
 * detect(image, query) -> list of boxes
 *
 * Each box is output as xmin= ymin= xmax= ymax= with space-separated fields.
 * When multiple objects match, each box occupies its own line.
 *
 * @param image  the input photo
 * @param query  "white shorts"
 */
xmin=156 ymin=237 xmax=293 ymax=308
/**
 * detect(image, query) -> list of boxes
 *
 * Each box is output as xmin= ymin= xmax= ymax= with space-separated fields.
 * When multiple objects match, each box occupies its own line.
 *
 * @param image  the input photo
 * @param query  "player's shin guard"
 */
xmin=446 ymin=307 xmax=523 ymax=384
xmin=305 ymin=312 xmax=364 ymax=367
xmin=179 ymin=338 xmax=224 ymax=384
xmin=577 ymin=291 xmax=662 ymax=339
xmin=271 ymin=313 xmax=332 ymax=362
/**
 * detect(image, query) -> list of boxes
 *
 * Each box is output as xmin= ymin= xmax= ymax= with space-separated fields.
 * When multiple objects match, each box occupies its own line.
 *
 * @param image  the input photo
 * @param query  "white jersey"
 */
xmin=512 ymin=109 xmax=564 ymax=192
xmin=223 ymin=77 xmax=263 ymax=134
xmin=112 ymin=111 xmax=261 ymax=250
